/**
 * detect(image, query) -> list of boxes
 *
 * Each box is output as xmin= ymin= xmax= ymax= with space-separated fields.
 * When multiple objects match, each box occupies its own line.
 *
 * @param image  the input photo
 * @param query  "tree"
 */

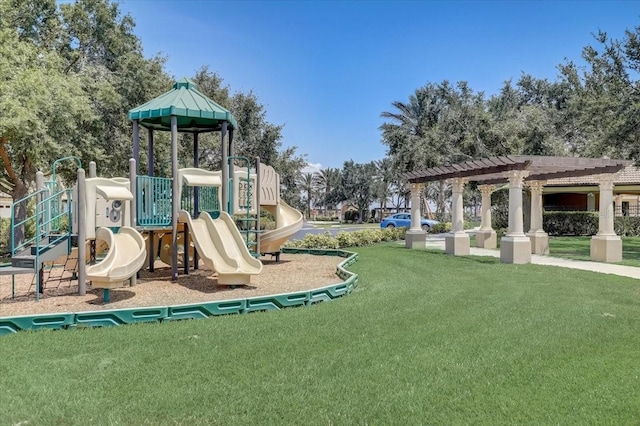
xmin=315 ymin=167 xmax=341 ymax=214
xmin=0 ymin=17 xmax=95 ymax=243
xmin=297 ymin=172 xmax=321 ymax=219
xmin=337 ymin=160 xmax=378 ymax=223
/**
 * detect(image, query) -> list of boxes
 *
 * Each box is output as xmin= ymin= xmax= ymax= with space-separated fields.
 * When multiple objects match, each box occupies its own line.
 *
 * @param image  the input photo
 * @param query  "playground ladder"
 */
xmin=8 ymin=185 xmax=73 ymax=300
xmin=229 ymin=156 xmax=260 ymax=256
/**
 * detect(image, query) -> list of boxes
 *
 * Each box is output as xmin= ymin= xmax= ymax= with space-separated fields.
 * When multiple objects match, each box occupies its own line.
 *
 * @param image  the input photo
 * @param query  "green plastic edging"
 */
xmin=0 ymin=249 xmax=359 ymax=336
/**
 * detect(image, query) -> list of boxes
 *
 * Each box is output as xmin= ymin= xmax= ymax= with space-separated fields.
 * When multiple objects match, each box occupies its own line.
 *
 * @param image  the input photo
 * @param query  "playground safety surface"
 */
xmin=0 ymin=254 xmax=343 ymax=318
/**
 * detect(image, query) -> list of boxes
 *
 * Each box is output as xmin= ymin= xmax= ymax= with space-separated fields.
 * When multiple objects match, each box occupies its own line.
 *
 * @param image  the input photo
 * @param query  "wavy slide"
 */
xmin=260 ymin=201 xmax=303 ymax=254
xmin=178 ymin=210 xmax=262 ymax=285
xmin=86 ymin=227 xmax=147 ymax=289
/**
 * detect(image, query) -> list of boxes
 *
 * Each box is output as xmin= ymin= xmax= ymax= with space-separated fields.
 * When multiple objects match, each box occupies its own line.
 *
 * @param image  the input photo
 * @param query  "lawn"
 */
xmin=1 ymin=243 xmax=640 ymax=425
xmin=549 ymin=236 xmax=640 ymax=267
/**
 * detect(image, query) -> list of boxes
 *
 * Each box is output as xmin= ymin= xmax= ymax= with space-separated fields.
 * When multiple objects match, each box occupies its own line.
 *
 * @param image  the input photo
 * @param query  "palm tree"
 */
xmin=315 ymin=167 xmax=341 ymax=216
xmin=297 ymin=172 xmax=321 ymax=219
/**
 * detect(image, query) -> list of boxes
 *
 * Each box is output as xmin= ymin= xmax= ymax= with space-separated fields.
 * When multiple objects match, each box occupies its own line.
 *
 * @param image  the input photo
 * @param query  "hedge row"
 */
xmin=284 ymin=227 xmax=407 ymax=249
xmin=536 ymin=211 xmax=640 ymax=237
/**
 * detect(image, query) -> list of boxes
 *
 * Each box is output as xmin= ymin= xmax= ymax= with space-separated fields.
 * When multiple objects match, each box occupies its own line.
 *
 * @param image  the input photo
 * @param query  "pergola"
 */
xmin=402 ymin=155 xmax=631 ymax=264
xmin=128 ymin=78 xmax=238 ymax=281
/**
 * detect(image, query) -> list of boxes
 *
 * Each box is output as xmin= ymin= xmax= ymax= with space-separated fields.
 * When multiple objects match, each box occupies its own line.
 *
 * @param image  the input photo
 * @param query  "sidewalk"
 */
xmin=424 ymin=234 xmax=640 ymax=280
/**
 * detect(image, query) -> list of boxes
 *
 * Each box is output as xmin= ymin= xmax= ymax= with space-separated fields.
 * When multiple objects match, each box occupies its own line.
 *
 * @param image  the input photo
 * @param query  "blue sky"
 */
xmin=116 ymin=0 xmax=639 ymax=170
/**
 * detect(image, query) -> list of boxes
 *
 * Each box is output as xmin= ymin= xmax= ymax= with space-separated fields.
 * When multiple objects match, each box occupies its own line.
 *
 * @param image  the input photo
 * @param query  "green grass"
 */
xmin=549 ymin=236 xmax=640 ymax=267
xmin=2 ymin=244 xmax=640 ymax=425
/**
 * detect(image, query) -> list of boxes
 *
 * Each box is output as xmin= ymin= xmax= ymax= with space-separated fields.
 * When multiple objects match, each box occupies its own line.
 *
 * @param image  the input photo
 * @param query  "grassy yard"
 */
xmin=549 ymin=236 xmax=640 ymax=267
xmin=2 ymin=244 xmax=640 ymax=424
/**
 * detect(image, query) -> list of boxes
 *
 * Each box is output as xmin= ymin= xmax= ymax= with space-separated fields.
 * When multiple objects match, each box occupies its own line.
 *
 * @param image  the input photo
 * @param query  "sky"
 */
xmin=115 ymin=0 xmax=639 ymax=171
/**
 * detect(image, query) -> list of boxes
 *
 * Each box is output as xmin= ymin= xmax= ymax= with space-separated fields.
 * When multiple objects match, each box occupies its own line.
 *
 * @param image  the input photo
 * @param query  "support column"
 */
xmin=132 ymin=120 xmax=140 ymax=174
xmin=590 ymin=174 xmax=622 ymax=262
xmin=170 ymin=115 xmax=179 ymax=282
xmin=476 ymin=184 xmax=497 ymax=249
xmin=614 ymin=195 xmax=623 ymax=216
xmin=526 ymin=180 xmax=548 ymax=254
xmin=445 ymin=178 xmax=470 ymax=256
xmin=221 ymin=121 xmax=229 ymax=214
xmin=148 ymin=129 xmax=154 ymax=176
xmin=587 ymin=192 xmax=596 ymax=211
xmin=500 ymin=170 xmax=531 ymax=264
xmin=405 ymin=183 xmax=426 ymax=249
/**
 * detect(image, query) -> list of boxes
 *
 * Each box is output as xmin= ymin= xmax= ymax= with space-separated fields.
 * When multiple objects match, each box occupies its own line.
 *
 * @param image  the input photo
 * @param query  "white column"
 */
xmin=479 ymin=185 xmax=494 ymax=231
xmin=451 ymin=178 xmax=466 ymax=233
xmin=591 ymin=174 xmax=622 ymax=262
xmin=476 ymin=184 xmax=497 ymax=249
xmin=445 ymin=178 xmax=470 ymax=255
xmin=614 ymin=194 xmax=623 ymax=217
xmin=405 ymin=183 xmax=426 ymax=249
xmin=500 ymin=170 xmax=531 ymax=264
xmin=506 ymin=171 xmax=528 ymax=236
xmin=526 ymin=180 xmax=549 ymax=255
xmin=410 ymin=183 xmax=422 ymax=232
xmin=598 ymin=175 xmax=616 ymax=236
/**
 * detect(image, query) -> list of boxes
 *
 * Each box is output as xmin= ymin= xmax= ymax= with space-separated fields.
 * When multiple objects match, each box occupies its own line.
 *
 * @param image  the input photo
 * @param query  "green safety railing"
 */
xmin=181 ymin=185 xmax=220 ymax=218
xmin=136 ymin=176 xmax=172 ymax=227
xmin=11 ymin=187 xmax=73 ymax=301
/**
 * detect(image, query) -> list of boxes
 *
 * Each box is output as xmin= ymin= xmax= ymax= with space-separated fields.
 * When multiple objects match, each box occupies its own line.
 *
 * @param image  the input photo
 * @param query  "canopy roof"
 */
xmin=128 ymin=78 xmax=237 ymax=132
xmin=402 ymin=156 xmax=631 ymax=184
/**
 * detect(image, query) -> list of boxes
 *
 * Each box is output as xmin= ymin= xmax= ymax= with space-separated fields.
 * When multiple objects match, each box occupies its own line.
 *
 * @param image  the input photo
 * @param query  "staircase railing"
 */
xmin=11 ymin=187 xmax=73 ymax=256
xmin=11 ymin=186 xmax=72 ymax=300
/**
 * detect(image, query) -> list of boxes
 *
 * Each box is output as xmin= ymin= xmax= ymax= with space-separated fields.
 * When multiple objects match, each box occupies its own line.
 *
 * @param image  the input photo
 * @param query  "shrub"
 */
xmin=543 ymin=211 xmax=598 ymax=236
xmin=429 ymin=222 xmax=451 ymax=234
xmin=313 ymin=215 xmax=339 ymax=221
xmin=284 ymin=227 xmax=407 ymax=249
xmin=614 ymin=216 xmax=640 ymax=236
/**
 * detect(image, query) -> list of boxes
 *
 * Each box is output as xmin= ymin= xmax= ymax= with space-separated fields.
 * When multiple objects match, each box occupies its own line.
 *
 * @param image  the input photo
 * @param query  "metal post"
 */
xmin=183 ymin=223 xmax=189 ymax=275
xmin=148 ymin=230 xmax=155 ymax=272
xmin=171 ymin=115 xmax=179 ymax=282
xmin=148 ymin=128 xmax=154 ymax=176
xmin=221 ymin=121 xmax=228 ymax=215
xmin=133 ymin=120 xmax=140 ymax=174
xmin=193 ymin=132 xmax=199 ymax=269
xmin=129 ymin=158 xmax=137 ymax=286
xmin=77 ymin=168 xmax=86 ymax=295
xmin=193 ymin=132 xmax=199 ymax=215
xmin=255 ymin=156 xmax=261 ymax=255
xmin=229 ymin=128 xmax=234 ymax=214
xmin=89 ymin=161 xmax=96 ymax=178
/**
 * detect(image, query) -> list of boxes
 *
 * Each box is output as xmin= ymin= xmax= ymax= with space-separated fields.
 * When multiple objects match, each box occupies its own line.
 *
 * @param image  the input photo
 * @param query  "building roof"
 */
xmin=128 ymin=78 xmax=238 ymax=132
xmin=402 ymin=155 xmax=631 ymax=184
xmin=545 ymin=164 xmax=640 ymax=186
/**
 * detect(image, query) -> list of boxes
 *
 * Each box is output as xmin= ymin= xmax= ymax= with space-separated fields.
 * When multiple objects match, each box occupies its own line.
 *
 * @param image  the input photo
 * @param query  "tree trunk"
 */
xmin=437 ymin=180 xmax=446 ymax=220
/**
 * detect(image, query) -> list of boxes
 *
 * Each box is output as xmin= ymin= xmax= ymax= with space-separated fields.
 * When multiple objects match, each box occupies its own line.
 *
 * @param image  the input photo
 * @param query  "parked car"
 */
xmin=380 ymin=213 xmax=439 ymax=231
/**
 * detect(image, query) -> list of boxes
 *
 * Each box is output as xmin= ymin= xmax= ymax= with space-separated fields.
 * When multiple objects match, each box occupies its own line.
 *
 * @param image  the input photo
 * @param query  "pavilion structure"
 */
xmin=402 ymin=156 xmax=631 ymax=264
xmin=128 ymin=78 xmax=238 ymax=281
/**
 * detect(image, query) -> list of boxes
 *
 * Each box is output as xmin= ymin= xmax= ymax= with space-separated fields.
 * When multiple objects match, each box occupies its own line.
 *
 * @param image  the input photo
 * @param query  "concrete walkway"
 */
xmin=424 ymin=234 xmax=640 ymax=280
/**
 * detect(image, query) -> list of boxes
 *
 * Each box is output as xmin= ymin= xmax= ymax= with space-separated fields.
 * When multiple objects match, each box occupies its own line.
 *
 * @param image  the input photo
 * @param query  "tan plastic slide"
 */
xmin=86 ymin=227 xmax=147 ymax=289
xmin=178 ymin=210 xmax=262 ymax=285
xmin=260 ymin=200 xmax=304 ymax=254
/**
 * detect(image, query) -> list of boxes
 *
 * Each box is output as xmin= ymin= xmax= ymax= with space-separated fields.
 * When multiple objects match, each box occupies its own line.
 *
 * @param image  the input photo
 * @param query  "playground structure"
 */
xmin=3 ymin=79 xmax=303 ymax=302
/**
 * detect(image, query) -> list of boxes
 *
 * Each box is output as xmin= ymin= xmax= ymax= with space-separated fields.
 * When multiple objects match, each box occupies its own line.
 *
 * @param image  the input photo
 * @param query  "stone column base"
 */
xmin=500 ymin=235 xmax=531 ymax=264
xmin=476 ymin=229 xmax=497 ymax=249
xmin=405 ymin=230 xmax=426 ymax=249
xmin=590 ymin=235 xmax=622 ymax=262
xmin=526 ymin=231 xmax=549 ymax=255
xmin=445 ymin=232 xmax=470 ymax=256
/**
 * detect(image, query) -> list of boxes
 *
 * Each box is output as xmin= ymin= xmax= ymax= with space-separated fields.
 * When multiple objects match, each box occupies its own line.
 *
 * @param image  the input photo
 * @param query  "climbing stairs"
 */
xmin=7 ymin=182 xmax=73 ymax=299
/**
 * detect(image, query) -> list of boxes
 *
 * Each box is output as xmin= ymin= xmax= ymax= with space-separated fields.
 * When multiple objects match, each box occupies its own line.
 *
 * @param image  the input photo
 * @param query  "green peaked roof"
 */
xmin=128 ymin=78 xmax=237 ymax=132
